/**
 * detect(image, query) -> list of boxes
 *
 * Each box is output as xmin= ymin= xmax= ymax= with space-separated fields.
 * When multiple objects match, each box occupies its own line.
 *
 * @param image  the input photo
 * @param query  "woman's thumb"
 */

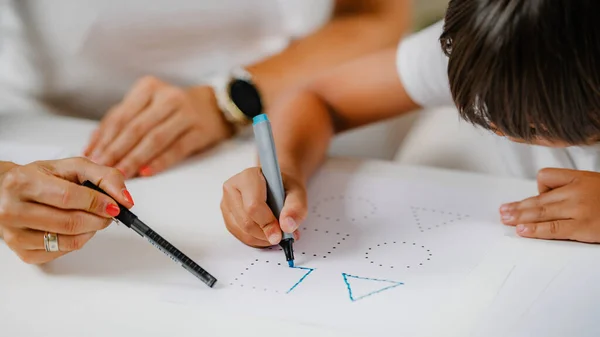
xmin=279 ymin=185 xmax=307 ymax=234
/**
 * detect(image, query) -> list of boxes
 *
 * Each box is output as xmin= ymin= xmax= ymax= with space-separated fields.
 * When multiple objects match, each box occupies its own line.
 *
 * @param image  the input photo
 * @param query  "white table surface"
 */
xmin=0 ymin=114 xmax=546 ymax=336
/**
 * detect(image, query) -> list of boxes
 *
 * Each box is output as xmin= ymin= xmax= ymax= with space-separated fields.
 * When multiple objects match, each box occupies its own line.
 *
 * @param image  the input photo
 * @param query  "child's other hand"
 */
xmin=220 ymin=167 xmax=305 ymax=247
xmin=500 ymin=168 xmax=600 ymax=243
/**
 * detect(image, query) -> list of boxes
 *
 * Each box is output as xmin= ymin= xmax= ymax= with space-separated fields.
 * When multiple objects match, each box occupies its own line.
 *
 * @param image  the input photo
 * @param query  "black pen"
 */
xmin=82 ymin=181 xmax=217 ymax=288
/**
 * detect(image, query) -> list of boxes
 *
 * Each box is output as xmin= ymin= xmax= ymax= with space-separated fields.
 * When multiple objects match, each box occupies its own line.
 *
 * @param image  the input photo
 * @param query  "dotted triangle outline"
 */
xmin=410 ymin=206 xmax=469 ymax=232
xmin=341 ymin=273 xmax=404 ymax=302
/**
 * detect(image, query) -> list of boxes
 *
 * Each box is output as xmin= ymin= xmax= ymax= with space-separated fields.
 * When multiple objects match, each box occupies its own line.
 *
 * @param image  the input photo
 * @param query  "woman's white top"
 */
xmin=0 ymin=0 xmax=334 ymax=118
xmin=395 ymin=21 xmax=600 ymax=179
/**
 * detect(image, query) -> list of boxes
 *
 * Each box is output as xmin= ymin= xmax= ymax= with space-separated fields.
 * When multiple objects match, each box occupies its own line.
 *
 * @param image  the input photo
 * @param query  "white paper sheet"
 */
xmin=35 ymin=169 xmax=600 ymax=336
xmin=141 ymin=171 xmax=600 ymax=336
xmin=0 ymin=141 xmax=74 ymax=165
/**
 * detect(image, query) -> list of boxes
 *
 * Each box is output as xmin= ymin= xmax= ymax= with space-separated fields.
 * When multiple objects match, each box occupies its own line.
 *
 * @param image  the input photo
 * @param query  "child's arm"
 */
xmin=220 ymin=47 xmax=422 ymax=247
xmin=268 ymin=46 xmax=421 ymax=184
xmin=265 ymin=20 xmax=451 ymax=183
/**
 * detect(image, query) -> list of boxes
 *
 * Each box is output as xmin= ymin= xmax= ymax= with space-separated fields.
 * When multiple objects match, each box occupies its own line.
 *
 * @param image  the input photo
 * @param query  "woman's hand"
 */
xmin=84 ymin=76 xmax=233 ymax=178
xmin=500 ymin=168 xmax=600 ymax=243
xmin=0 ymin=158 xmax=134 ymax=264
xmin=220 ymin=167 xmax=305 ymax=247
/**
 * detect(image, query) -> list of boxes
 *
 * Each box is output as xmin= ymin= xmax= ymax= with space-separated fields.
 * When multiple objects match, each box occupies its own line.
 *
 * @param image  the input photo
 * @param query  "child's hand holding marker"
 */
xmin=221 ymin=167 xmax=304 ymax=248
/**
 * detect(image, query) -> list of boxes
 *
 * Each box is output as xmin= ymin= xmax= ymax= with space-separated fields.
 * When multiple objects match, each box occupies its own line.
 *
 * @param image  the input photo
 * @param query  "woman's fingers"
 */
xmin=3 ymin=227 xmax=97 ymax=252
xmin=141 ymin=128 xmax=207 ymax=176
xmin=0 ymin=158 xmax=134 ymax=265
xmin=17 ymin=176 xmax=120 ymax=218
xmin=38 ymin=157 xmax=134 ymax=208
xmin=88 ymin=76 xmax=157 ymax=161
xmin=99 ymin=89 xmax=181 ymax=168
xmin=83 ymin=128 xmax=101 ymax=157
xmin=114 ymin=111 xmax=192 ymax=177
xmin=4 ymin=202 xmax=111 ymax=235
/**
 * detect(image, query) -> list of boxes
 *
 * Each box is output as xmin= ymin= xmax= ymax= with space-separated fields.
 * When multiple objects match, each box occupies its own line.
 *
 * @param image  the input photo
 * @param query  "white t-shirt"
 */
xmin=0 ymin=0 xmax=333 ymax=119
xmin=395 ymin=20 xmax=600 ymax=179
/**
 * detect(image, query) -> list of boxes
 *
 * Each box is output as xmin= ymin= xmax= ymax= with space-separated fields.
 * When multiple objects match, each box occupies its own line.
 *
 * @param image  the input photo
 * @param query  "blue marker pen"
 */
xmin=252 ymin=114 xmax=295 ymax=267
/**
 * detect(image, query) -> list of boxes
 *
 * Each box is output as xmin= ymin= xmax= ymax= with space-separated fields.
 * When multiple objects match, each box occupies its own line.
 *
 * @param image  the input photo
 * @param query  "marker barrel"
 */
xmin=252 ymin=114 xmax=293 ymax=241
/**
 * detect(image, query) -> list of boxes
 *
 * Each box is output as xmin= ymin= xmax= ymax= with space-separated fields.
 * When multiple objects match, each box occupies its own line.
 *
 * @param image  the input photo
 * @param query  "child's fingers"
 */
xmin=258 ymin=221 xmax=282 ymax=245
xmin=280 ymin=183 xmax=307 ymax=234
xmin=226 ymin=190 xmax=268 ymax=242
xmin=500 ymin=187 xmax=569 ymax=224
xmin=222 ymin=167 xmax=306 ymax=246
xmin=237 ymin=170 xmax=278 ymax=232
xmin=502 ymin=201 xmax=571 ymax=226
xmin=516 ymin=220 xmax=575 ymax=240
xmin=232 ymin=167 xmax=283 ymax=244
xmin=536 ymin=168 xmax=579 ymax=193
xmin=221 ymin=205 xmax=270 ymax=248
xmin=236 ymin=186 xmax=283 ymax=245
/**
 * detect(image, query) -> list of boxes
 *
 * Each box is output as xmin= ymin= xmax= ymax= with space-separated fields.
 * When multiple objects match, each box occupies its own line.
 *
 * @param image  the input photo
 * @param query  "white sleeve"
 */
xmin=396 ymin=20 xmax=453 ymax=108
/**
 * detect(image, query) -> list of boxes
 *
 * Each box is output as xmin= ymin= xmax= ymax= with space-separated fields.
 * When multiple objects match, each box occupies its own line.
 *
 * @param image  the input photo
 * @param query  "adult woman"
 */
xmin=0 ymin=0 xmax=411 ymax=264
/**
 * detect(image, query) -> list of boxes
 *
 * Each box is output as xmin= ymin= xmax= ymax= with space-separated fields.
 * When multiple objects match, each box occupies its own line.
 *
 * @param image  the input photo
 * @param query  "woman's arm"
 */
xmin=83 ymin=0 xmax=412 ymax=177
xmin=269 ymin=46 xmax=420 ymax=183
xmin=248 ymin=0 xmax=412 ymax=108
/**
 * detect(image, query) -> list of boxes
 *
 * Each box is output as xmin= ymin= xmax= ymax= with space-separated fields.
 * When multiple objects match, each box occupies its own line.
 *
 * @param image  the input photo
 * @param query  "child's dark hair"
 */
xmin=440 ymin=0 xmax=600 ymax=145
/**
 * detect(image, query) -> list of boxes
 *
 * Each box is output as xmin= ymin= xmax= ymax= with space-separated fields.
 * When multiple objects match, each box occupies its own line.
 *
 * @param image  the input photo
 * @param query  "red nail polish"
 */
xmin=139 ymin=166 xmax=153 ymax=177
xmin=122 ymin=189 xmax=134 ymax=205
xmin=106 ymin=204 xmax=120 ymax=217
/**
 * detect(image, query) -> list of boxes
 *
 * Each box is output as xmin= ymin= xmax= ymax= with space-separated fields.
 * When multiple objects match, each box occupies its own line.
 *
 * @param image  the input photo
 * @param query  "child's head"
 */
xmin=440 ymin=0 xmax=600 ymax=147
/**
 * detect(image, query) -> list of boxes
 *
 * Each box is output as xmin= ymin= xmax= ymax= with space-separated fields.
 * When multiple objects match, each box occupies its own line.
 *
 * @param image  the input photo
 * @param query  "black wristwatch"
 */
xmin=212 ymin=67 xmax=264 ymax=130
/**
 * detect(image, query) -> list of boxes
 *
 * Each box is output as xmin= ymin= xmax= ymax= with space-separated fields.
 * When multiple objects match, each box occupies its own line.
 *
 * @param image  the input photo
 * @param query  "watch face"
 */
xmin=229 ymin=79 xmax=263 ymax=119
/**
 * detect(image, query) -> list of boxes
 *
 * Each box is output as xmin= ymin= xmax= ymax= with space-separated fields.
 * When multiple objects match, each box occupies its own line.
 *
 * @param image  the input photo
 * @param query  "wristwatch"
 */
xmin=211 ymin=67 xmax=264 ymax=132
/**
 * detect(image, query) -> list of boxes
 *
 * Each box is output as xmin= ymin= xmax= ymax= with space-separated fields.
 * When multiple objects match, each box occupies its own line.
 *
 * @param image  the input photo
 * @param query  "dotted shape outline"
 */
xmin=266 ymin=228 xmax=352 ymax=259
xmin=311 ymin=195 xmax=377 ymax=223
xmin=364 ymin=241 xmax=432 ymax=269
xmin=410 ymin=206 xmax=470 ymax=232
xmin=229 ymin=259 xmax=315 ymax=294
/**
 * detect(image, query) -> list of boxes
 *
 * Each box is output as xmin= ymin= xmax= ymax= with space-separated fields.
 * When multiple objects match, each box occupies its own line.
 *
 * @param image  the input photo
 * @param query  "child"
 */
xmin=220 ymin=0 xmax=600 ymax=247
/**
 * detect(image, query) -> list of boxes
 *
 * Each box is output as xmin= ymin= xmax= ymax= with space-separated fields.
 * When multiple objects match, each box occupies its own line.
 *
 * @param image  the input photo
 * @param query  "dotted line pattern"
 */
xmin=229 ymin=258 xmax=286 ymax=293
xmin=410 ymin=206 xmax=470 ymax=232
xmin=311 ymin=195 xmax=377 ymax=223
xmin=262 ymin=228 xmax=352 ymax=259
xmin=229 ymin=258 xmax=315 ymax=294
xmin=364 ymin=241 xmax=432 ymax=269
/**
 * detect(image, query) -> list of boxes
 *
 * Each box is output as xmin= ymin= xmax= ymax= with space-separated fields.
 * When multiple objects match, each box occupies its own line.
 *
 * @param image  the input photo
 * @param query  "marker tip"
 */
xmin=288 ymin=260 xmax=294 ymax=268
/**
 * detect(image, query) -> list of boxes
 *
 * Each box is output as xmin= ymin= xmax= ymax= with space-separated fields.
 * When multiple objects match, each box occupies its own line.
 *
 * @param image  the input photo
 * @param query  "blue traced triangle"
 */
xmin=342 ymin=273 xmax=404 ymax=302
xmin=286 ymin=266 xmax=315 ymax=294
